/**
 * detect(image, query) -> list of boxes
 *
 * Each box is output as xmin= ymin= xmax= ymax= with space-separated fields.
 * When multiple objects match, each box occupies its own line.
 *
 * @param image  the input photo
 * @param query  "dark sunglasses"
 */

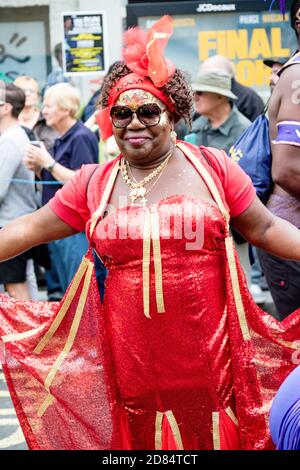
xmin=110 ymin=103 xmax=166 ymax=128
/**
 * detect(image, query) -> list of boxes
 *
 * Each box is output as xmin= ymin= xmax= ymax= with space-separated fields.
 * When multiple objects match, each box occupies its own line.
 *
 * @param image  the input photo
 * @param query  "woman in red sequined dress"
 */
xmin=1 ymin=17 xmax=300 ymax=450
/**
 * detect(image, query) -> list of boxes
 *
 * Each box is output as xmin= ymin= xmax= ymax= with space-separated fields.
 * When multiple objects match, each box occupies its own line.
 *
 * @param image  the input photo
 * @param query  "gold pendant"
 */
xmin=130 ymin=187 xmax=146 ymax=203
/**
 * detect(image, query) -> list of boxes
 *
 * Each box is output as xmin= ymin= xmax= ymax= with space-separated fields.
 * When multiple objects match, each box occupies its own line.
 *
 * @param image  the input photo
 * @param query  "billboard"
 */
xmin=129 ymin=1 xmax=298 ymax=98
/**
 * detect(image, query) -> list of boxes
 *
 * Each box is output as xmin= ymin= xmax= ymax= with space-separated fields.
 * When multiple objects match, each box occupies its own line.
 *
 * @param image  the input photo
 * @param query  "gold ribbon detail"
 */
xmin=150 ymin=209 xmax=165 ymax=313
xmin=176 ymin=142 xmax=230 ymax=226
xmin=2 ymin=325 xmax=45 ymax=344
xmin=225 ymin=237 xmax=251 ymax=341
xmin=143 ymin=209 xmax=151 ymax=318
xmin=143 ymin=208 xmax=165 ymax=318
xmin=89 ymin=160 xmax=120 ymax=238
xmin=34 ymin=257 xmax=91 ymax=354
xmin=212 ymin=411 xmax=220 ymax=450
xmin=177 ymin=143 xmax=251 ymax=342
xmin=37 ymin=259 xmax=94 ymax=417
xmin=155 ymin=411 xmax=164 ymax=450
xmin=225 ymin=406 xmax=238 ymax=426
xmin=155 ymin=410 xmax=184 ymax=450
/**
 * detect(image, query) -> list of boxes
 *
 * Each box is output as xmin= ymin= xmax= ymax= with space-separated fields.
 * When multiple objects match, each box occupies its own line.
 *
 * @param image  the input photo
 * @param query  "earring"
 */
xmin=171 ymin=130 xmax=177 ymax=144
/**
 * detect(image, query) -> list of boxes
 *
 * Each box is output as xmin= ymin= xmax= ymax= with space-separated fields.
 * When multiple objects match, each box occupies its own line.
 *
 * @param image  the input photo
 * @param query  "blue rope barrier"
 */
xmin=0 ymin=179 xmax=63 ymax=185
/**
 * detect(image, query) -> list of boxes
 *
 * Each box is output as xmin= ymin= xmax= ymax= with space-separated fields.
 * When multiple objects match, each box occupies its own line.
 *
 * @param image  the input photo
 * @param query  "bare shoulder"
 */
xmin=272 ymin=65 xmax=300 ymax=123
xmin=275 ymin=64 xmax=300 ymax=95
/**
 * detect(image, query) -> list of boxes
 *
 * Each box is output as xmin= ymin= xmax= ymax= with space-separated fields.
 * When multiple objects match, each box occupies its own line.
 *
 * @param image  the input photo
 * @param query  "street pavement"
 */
xmin=0 ymin=369 xmax=27 ymax=449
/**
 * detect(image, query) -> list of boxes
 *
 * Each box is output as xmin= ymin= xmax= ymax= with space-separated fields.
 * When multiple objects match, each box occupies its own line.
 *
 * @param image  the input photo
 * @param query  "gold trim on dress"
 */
xmin=2 ymin=325 xmax=44 ymax=344
xmin=143 ymin=209 xmax=151 ymax=318
xmin=212 ymin=411 xmax=220 ymax=450
xmin=37 ymin=393 xmax=55 ymax=418
xmin=150 ymin=208 xmax=165 ymax=313
xmin=33 ymin=258 xmax=90 ymax=354
xmin=155 ymin=411 xmax=164 ymax=450
xmin=142 ymin=208 xmax=165 ymax=318
xmin=176 ymin=143 xmax=230 ymax=226
xmin=177 ymin=143 xmax=251 ymax=342
xmin=89 ymin=160 xmax=120 ymax=237
xmin=155 ymin=410 xmax=184 ymax=450
xmin=225 ymin=237 xmax=251 ymax=341
xmin=37 ymin=261 xmax=94 ymax=417
xmin=225 ymin=406 xmax=238 ymax=426
xmin=165 ymin=410 xmax=184 ymax=450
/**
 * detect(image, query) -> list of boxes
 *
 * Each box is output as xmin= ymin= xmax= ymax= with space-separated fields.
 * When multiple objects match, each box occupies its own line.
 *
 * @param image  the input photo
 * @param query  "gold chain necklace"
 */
xmin=120 ymin=151 xmax=172 ymax=204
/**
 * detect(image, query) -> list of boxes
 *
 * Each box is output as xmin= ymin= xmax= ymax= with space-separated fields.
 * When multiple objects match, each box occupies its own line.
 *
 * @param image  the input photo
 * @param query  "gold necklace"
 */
xmin=120 ymin=151 xmax=172 ymax=204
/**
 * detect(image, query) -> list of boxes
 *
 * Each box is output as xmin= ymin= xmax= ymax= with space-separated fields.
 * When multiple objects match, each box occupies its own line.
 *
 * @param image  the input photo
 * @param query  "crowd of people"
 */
xmin=0 ymin=0 xmax=299 ymax=451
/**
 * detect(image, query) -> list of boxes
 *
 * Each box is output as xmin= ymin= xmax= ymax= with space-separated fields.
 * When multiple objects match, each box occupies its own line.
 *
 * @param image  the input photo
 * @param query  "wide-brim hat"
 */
xmin=191 ymin=68 xmax=237 ymax=100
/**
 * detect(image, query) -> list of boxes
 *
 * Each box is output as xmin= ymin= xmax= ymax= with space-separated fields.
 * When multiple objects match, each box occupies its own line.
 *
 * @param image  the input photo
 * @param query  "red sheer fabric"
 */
xmin=1 ymin=144 xmax=300 ymax=449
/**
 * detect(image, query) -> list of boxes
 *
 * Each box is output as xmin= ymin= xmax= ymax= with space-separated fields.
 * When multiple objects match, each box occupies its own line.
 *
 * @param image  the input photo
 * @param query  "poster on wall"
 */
xmin=62 ymin=11 xmax=108 ymax=75
xmin=139 ymin=9 xmax=297 ymax=98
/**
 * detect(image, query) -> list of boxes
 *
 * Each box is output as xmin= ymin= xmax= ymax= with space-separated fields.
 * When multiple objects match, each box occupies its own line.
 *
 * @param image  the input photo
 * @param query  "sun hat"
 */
xmin=191 ymin=68 xmax=237 ymax=100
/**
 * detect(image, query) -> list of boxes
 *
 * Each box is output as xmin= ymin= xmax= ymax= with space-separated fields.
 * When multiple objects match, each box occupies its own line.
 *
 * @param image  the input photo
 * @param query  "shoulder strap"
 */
xmin=85 ymin=165 xmax=100 ymax=198
xmin=176 ymin=142 xmax=230 ymax=228
xmin=176 ymin=142 xmax=251 ymax=341
xmin=89 ymin=159 xmax=120 ymax=237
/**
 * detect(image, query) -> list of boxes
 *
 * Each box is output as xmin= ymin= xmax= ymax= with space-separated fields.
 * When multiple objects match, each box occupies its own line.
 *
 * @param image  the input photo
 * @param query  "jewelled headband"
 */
xmin=96 ymin=15 xmax=176 ymax=140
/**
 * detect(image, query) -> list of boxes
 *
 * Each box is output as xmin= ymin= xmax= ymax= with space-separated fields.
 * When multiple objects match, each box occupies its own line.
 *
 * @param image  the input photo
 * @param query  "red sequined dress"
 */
xmin=1 ymin=142 xmax=300 ymax=450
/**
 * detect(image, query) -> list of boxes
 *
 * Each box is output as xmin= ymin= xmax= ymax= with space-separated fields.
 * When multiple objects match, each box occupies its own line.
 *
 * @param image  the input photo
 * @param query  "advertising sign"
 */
xmin=62 ymin=11 xmax=108 ymax=75
xmin=138 ymin=7 xmax=297 ymax=96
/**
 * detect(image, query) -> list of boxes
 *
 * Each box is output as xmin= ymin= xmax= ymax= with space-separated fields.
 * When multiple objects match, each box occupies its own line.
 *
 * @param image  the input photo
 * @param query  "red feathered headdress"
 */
xmin=122 ymin=15 xmax=175 ymax=88
xmin=96 ymin=16 xmax=176 ymax=140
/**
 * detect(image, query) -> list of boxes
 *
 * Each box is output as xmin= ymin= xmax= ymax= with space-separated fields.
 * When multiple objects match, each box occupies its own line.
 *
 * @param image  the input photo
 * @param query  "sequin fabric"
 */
xmin=1 ymin=146 xmax=300 ymax=450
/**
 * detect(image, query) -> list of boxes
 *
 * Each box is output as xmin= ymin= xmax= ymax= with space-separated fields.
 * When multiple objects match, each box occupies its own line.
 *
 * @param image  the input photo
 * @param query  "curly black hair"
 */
xmin=99 ymin=61 xmax=193 ymax=127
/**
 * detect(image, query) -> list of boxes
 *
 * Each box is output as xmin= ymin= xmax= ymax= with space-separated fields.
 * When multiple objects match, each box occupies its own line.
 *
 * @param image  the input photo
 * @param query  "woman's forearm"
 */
xmin=0 ymin=215 xmax=36 ymax=261
xmin=232 ymin=197 xmax=300 ymax=261
xmin=253 ymin=215 xmax=300 ymax=261
xmin=0 ymin=205 xmax=77 ymax=262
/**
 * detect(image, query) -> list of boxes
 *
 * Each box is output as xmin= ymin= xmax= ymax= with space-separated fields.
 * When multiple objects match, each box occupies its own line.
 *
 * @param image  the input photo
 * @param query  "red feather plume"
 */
xmin=122 ymin=15 xmax=175 ymax=88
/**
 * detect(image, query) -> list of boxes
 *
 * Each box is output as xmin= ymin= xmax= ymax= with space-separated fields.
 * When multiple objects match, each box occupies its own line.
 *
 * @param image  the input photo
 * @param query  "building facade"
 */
xmin=0 ymin=0 xmax=124 ymax=103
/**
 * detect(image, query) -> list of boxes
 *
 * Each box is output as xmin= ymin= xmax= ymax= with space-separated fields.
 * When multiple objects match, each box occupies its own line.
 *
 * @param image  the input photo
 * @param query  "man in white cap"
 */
xmin=189 ymin=68 xmax=251 ymax=154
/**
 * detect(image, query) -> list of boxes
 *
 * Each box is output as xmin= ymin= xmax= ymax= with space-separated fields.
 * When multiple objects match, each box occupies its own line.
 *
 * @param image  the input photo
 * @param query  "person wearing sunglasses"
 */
xmin=2 ymin=16 xmax=300 ymax=451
